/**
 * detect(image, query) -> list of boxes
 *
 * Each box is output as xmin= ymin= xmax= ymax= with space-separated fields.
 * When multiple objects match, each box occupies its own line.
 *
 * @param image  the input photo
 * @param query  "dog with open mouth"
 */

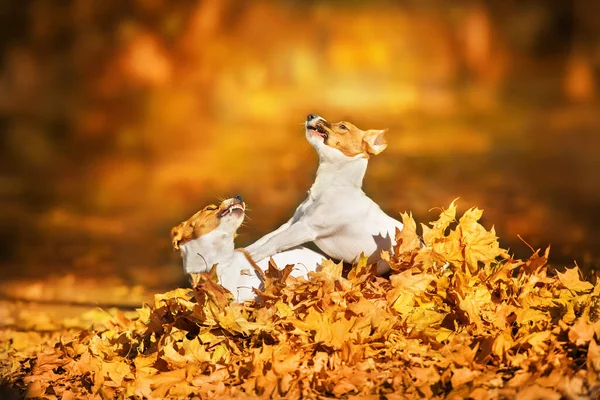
xmin=171 ymin=196 xmax=325 ymax=302
xmin=245 ymin=114 xmax=404 ymax=274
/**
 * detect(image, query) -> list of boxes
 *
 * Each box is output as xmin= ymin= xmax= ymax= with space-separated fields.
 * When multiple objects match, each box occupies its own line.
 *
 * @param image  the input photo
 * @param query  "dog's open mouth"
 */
xmin=218 ymin=202 xmax=245 ymax=218
xmin=307 ymin=124 xmax=329 ymax=140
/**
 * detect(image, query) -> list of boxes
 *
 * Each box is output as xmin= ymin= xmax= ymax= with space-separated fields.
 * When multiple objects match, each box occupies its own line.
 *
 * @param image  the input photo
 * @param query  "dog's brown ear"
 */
xmin=364 ymin=129 xmax=388 ymax=155
xmin=171 ymin=225 xmax=183 ymax=250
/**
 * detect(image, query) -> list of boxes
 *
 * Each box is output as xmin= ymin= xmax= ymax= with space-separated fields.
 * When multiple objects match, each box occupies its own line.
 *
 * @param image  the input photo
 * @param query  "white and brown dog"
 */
xmin=245 ymin=114 xmax=403 ymax=274
xmin=171 ymin=196 xmax=325 ymax=302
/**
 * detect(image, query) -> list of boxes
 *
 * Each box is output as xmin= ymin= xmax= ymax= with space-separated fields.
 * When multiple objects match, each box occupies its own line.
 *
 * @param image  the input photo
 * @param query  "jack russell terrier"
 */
xmin=245 ymin=114 xmax=404 ymax=274
xmin=171 ymin=196 xmax=325 ymax=302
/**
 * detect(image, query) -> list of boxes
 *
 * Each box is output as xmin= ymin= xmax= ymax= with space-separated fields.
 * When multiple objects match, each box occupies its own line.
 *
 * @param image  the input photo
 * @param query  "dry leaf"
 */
xmin=3 ymin=201 xmax=600 ymax=399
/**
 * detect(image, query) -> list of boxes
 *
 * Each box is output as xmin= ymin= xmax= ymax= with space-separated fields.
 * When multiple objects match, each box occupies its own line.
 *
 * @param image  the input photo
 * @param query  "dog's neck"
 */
xmin=311 ymin=155 xmax=368 ymax=194
xmin=181 ymin=229 xmax=237 ymax=273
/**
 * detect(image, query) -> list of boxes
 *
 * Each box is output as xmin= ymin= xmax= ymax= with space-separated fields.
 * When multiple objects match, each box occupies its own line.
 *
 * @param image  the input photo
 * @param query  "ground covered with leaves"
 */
xmin=2 ymin=203 xmax=600 ymax=399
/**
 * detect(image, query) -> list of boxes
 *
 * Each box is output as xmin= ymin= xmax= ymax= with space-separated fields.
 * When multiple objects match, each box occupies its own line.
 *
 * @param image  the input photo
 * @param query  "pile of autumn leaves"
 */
xmin=3 ymin=202 xmax=600 ymax=399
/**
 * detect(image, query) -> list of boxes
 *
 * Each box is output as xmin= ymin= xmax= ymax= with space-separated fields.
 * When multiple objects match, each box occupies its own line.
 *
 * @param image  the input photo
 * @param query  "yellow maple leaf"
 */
xmin=451 ymin=367 xmax=481 ymax=388
xmin=492 ymin=332 xmax=513 ymax=359
xmin=102 ymin=360 xmax=133 ymax=387
xmin=347 ymin=253 xmax=371 ymax=280
xmin=521 ymin=330 xmax=551 ymax=354
xmin=275 ymin=301 xmax=293 ymax=318
xmin=154 ymin=288 xmax=193 ymax=308
xmin=395 ymin=212 xmax=422 ymax=253
xmin=568 ymin=317 xmax=597 ymax=346
xmin=318 ymin=259 xmax=343 ymax=280
xmin=147 ymin=368 xmax=188 ymax=399
xmin=422 ymin=200 xmax=458 ymax=246
xmin=457 ymin=207 xmax=504 ymax=273
xmin=557 ymin=266 xmax=594 ymax=293
xmin=161 ymin=343 xmax=189 ymax=368
xmin=210 ymin=343 xmax=230 ymax=363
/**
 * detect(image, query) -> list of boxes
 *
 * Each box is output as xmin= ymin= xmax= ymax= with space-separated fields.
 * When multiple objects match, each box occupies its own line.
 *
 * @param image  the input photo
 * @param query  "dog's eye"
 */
xmin=205 ymin=205 xmax=218 ymax=211
xmin=339 ymin=124 xmax=347 ymax=130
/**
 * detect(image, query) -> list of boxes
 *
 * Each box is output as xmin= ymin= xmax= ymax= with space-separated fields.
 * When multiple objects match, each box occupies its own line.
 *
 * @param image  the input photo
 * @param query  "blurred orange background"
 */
xmin=2 ymin=0 xmax=600 ymax=302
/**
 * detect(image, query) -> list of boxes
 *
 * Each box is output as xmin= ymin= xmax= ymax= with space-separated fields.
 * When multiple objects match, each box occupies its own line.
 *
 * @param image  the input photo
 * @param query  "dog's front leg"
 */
xmin=245 ymin=218 xmax=293 ymax=255
xmin=246 ymin=221 xmax=317 ymax=262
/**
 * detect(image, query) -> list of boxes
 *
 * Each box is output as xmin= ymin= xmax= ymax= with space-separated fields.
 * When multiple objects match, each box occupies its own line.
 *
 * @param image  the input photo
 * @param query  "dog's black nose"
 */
xmin=307 ymin=114 xmax=318 ymax=122
xmin=234 ymin=194 xmax=243 ymax=202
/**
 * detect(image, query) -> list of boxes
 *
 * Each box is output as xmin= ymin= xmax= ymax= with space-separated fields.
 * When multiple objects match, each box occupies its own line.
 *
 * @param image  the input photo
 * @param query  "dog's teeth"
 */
xmin=224 ymin=203 xmax=244 ymax=214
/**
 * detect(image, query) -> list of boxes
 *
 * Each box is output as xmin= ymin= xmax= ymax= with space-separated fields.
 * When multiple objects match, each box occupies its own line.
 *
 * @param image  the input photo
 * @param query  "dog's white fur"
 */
xmin=245 ymin=115 xmax=403 ymax=274
xmin=179 ymin=200 xmax=324 ymax=302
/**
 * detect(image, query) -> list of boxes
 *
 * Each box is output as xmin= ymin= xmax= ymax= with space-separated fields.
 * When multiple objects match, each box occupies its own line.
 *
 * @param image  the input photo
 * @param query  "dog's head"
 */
xmin=171 ymin=196 xmax=245 ymax=250
xmin=305 ymin=114 xmax=388 ymax=160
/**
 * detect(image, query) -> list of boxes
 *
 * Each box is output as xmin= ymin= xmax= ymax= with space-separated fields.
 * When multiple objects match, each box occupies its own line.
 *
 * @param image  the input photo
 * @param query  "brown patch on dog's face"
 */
xmin=306 ymin=118 xmax=388 ymax=157
xmin=171 ymin=205 xmax=220 ymax=250
xmin=171 ymin=197 xmax=245 ymax=250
